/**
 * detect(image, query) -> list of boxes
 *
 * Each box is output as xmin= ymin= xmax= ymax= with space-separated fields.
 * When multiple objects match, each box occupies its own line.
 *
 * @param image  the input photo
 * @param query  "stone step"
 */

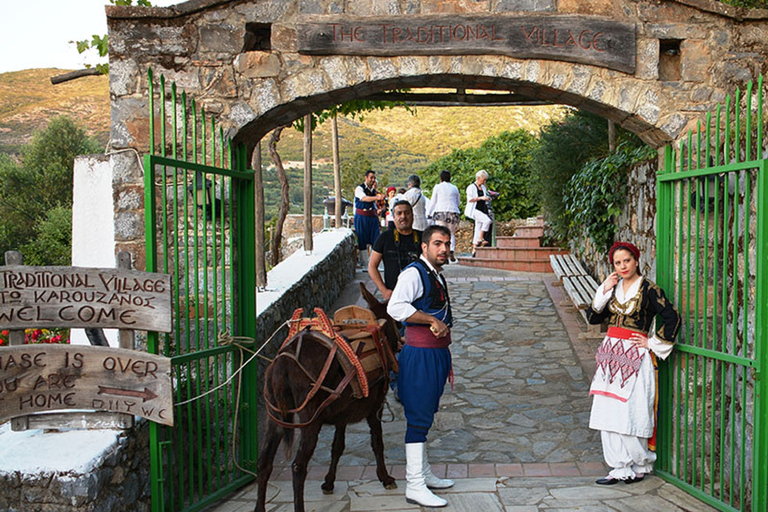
xmin=513 ymin=226 xmax=544 ymax=238
xmin=473 ymin=247 xmax=567 ymax=262
xmin=457 ymin=256 xmax=553 ymax=272
xmin=496 ymin=236 xmax=541 ymax=249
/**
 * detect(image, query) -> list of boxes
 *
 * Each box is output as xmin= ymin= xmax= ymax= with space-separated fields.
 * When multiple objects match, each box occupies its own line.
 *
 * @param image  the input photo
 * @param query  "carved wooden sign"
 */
xmin=0 ymin=266 xmax=172 ymax=332
xmin=298 ymin=14 xmax=636 ymax=74
xmin=0 ymin=345 xmax=173 ymax=426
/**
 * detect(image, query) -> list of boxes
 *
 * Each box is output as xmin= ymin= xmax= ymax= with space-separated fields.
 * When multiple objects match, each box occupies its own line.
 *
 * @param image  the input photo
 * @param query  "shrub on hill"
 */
xmin=0 ymin=116 xmax=100 ymax=265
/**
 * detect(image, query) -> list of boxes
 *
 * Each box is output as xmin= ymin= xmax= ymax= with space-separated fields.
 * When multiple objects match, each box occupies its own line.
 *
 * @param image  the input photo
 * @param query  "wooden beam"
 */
xmin=362 ymin=91 xmax=552 ymax=107
xmin=303 ymin=114 xmax=313 ymax=252
xmin=331 ymin=114 xmax=342 ymax=228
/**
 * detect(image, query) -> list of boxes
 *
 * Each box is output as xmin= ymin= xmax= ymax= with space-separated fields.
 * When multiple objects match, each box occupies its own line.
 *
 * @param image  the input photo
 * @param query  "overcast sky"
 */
xmin=0 ymin=0 xmax=178 ymax=74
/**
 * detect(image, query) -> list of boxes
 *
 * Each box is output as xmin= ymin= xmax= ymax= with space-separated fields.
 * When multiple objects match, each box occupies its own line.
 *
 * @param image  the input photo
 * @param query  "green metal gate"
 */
xmin=143 ymin=70 xmax=258 ymax=512
xmin=656 ymin=76 xmax=768 ymax=512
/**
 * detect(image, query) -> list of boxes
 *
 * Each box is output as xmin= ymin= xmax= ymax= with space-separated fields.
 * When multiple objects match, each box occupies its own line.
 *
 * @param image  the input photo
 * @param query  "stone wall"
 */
xmin=256 ymin=230 xmax=357 ymax=356
xmin=0 ymin=421 xmax=151 ymax=512
xmin=569 ymin=157 xmax=659 ymax=282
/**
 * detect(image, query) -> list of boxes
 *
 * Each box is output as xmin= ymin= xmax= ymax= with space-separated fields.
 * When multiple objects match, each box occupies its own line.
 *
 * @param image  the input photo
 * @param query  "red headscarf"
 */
xmin=608 ymin=241 xmax=640 ymax=262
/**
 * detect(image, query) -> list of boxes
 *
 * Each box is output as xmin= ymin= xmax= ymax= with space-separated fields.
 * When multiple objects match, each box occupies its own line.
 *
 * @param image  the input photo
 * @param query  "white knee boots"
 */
xmin=405 ymin=443 xmax=448 ymax=508
xmin=423 ymin=445 xmax=454 ymax=489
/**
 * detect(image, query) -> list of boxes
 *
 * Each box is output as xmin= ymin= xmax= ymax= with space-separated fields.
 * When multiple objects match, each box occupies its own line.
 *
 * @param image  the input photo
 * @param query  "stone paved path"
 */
xmin=207 ymin=266 xmax=719 ymax=512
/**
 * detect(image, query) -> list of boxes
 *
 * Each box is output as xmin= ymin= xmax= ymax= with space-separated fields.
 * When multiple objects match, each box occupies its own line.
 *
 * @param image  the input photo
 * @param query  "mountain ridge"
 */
xmin=0 ymin=68 xmax=563 ymax=177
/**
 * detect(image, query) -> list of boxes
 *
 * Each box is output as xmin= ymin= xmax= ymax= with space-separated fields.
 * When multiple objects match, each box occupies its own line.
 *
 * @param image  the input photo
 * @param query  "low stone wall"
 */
xmin=0 ymin=420 xmax=151 ymax=512
xmin=256 ymin=229 xmax=357 ymax=359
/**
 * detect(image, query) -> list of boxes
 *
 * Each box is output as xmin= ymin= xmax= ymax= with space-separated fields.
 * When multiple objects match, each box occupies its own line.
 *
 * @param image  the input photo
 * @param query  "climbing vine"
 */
xmin=564 ymin=143 xmax=656 ymax=252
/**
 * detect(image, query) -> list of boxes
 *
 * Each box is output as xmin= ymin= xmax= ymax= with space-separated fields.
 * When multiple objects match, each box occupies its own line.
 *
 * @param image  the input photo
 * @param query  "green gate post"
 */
xmin=754 ymin=157 xmax=768 ymax=512
xmin=234 ymin=143 xmax=259 ymax=472
xmin=656 ymin=145 xmax=675 ymax=473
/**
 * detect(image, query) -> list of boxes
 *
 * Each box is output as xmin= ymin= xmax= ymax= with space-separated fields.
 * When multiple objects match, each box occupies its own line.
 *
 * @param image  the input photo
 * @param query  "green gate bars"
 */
xmin=143 ymin=69 xmax=257 ymax=512
xmin=657 ymin=76 xmax=768 ymax=512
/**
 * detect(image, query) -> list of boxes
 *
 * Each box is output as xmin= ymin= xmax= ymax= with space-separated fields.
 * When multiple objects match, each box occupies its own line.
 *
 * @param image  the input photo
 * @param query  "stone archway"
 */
xmin=106 ymin=0 xmax=768 ymax=154
xmin=104 ymin=0 xmax=768 ymax=258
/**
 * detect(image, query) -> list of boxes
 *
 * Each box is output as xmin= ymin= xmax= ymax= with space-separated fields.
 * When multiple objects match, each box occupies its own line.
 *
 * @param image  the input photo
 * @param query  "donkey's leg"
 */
xmin=291 ymin=421 xmax=323 ymax=512
xmin=321 ymin=423 xmax=347 ymax=494
xmin=254 ymin=420 xmax=284 ymax=512
xmin=367 ymin=408 xmax=397 ymax=489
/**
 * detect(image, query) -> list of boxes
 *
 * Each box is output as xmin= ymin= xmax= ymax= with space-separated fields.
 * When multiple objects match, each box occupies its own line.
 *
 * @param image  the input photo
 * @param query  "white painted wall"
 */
xmin=70 ymin=154 xmax=118 ymax=346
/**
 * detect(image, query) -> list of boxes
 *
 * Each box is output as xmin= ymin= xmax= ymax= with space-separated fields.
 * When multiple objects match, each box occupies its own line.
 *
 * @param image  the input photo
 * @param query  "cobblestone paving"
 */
xmin=208 ymin=267 xmax=719 ymax=512
xmin=302 ymin=274 xmax=601 ymax=468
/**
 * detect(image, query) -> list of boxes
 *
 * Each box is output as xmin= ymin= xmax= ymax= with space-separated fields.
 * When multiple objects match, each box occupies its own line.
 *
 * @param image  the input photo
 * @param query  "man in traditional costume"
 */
xmin=387 ymin=225 xmax=454 ymax=508
xmin=354 ymin=170 xmax=384 ymax=269
xmin=586 ymin=241 xmax=681 ymax=485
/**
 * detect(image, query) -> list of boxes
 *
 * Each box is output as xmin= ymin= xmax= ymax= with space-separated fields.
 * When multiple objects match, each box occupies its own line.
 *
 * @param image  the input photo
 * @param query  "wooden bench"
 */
xmin=549 ymin=254 xmax=604 ymax=338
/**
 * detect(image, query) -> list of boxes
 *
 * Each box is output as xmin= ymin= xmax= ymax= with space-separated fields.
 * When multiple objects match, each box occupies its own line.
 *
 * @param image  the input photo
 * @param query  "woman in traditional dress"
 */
xmin=586 ymin=241 xmax=680 ymax=485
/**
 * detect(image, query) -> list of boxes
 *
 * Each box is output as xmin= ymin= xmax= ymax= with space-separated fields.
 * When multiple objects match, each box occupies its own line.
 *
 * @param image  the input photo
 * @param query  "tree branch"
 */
xmin=50 ymin=68 xmax=103 ymax=85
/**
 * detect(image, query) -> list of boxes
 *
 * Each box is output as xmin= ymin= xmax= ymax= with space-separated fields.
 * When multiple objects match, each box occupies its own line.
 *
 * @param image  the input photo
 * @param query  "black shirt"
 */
xmin=474 ymin=184 xmax=489 ymax=215
xmin=371 ymin=229 xmax=423 ymax=290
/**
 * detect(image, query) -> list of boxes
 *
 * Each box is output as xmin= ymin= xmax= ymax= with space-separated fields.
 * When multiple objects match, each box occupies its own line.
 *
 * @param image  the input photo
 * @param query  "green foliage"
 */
xmin=341 ymin=153 xmax=373 ymax=201
xmin=73 ymin=0 xmax=151 ymax=74
xmin=0 ymin=116 xmax=100 ymax=265
xmin=529 ymin=109 xmax=644 ymax=242
xmin=293 ymin=96 xmax=414 ymax=133
xmin=421 ymin=130 xmax=541 ymax=221
xmin=564 ymin=143 xmax=656 ymax=252
xmin=19 ymin=207 xmax=73 ymax=266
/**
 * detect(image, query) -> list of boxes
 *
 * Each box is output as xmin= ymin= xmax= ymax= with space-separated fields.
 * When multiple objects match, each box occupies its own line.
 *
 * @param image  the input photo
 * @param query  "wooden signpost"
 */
xmin=0 ymin=251 xmax=174 ymax=430
xmin=298 ymin=14 xmax=637 ymax=74
xmin=0 ymin=345 xmax=173 ymax=426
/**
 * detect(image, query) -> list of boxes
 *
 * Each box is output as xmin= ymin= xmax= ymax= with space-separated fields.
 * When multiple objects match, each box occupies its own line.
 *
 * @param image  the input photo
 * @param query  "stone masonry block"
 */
xmin=567 ymin=65 xmax=592 ymax=95
xmin=372 ymin=0 xmax=401 ymax=15
xmin=320 ymin=56 xmax=351 ymax=89
xmin=246 ymin=78 xmax=278 ymax=116
xmin=681 ymin=40 xmax=711 ymax=82
xmin=367 ymin=57 xmax=398 ymax=81
xmin=235 ymin=51 xmax=282 ymax=78
xmin=115 ymin=211 xmax=144 ymax=241
xmin=201 ymin=66 xmax=238 ymax=98
xmin=636 ymin=89 xmax=660 ymax=124
xmin=398 ymin=56 xmax=428 ymax=77
xmin=272 ymin=25 xmax=298 ymax=53
xmin=110 ymin=59 xmax=140 ymax=97
xmin=116 ymin=185 xmax=144 ymax=210
xmin=500 ymin=60 xmax=524 ymax=80
xmin=636 ymin=38 xmax=659 ymax=80
xmin=496 ymin=0 xmax=556 ymax=12
xmin=199 ymin=23 xmax=243 ymax=54
xmin=299 ymin=0 xmax=323 ymax=14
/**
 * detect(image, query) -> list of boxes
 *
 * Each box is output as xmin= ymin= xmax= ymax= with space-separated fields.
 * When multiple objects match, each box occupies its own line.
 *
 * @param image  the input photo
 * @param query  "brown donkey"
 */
xmin=254 ymin=284 xmax=399 ymax=512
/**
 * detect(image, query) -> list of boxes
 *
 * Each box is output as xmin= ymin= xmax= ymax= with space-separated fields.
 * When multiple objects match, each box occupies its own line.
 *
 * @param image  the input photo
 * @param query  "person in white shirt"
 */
xmin=463 ymin=169 xmax=492 ymax=256
xmin=387 ymin=225 xmax=455 ymax=508
xmin=427 ymin=170 xmax=461 ymax=262
xmin=404 ymin=174 xmax=428 ymax=231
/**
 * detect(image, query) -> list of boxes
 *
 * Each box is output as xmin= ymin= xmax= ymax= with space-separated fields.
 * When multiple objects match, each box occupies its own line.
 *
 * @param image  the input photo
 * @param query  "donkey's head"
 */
xmin=359 ymin=283 xmax=401 ymax=353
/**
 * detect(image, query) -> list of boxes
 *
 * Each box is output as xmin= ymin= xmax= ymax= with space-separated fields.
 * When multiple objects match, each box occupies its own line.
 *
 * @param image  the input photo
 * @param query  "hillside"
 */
xmin=0 ymin=68 xmax=563 ymax=164
xmin=0 ymin=69 xmax=110 ymax=153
